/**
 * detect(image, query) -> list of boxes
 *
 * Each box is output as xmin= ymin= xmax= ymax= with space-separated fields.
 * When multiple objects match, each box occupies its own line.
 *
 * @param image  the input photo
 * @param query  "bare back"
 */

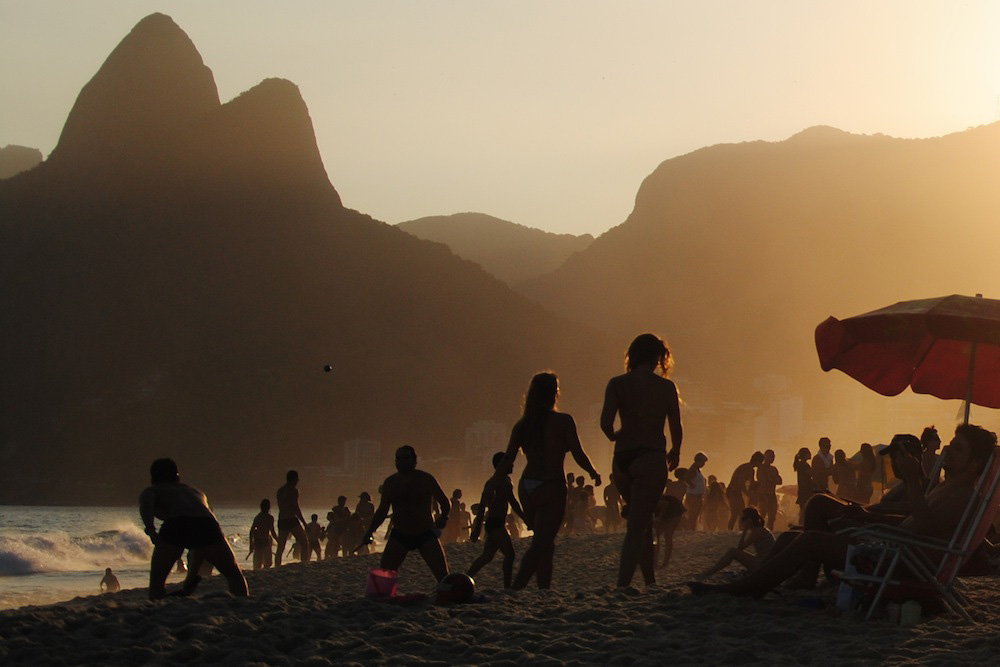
xmin=602 ymin=371 xmax=679 ymax=453
xmin=275 ymin=484 xmax=300 ymax=521
xmin=513 ymin=412 xmax=580 ymax=481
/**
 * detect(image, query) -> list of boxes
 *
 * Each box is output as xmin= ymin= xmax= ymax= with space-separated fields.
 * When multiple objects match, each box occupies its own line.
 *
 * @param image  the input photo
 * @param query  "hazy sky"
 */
xmin=3 ymin=2 xmax=999 ymax=235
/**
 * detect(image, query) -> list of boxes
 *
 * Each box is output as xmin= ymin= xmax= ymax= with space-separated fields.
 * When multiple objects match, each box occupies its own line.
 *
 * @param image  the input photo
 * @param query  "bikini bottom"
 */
xmin=389 ymin=528 xmax=438 ymax=551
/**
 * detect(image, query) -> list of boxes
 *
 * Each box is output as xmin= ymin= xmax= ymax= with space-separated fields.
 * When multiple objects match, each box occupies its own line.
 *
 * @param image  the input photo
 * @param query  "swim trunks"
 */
xmin=277 ymin=517 xmax=300 ymax=532
xmin=159 ymin=517 xmax=225 ymax=549
xmin=484 ymin=516 xmax=505 ymax=534
xmin=613 ymin=448 xmax=663 ymax=472
xmin=388 ymin=529 xmax=438 ymax=551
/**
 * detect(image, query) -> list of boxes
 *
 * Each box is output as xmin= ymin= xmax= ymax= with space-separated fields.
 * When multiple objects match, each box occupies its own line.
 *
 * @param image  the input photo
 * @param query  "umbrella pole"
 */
xmin=964 ymin=341 xmax=978 ymax=425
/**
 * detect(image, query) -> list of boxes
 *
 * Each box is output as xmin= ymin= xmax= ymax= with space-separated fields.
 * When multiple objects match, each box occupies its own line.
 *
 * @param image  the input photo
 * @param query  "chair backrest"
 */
xmin=937 ymin=446 xmax=1000 ymax=584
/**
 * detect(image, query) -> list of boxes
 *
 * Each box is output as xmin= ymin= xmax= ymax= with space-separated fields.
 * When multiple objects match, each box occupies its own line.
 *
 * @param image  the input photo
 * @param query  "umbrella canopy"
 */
xmin=815 ymin=294 xmax=1000 ymax=413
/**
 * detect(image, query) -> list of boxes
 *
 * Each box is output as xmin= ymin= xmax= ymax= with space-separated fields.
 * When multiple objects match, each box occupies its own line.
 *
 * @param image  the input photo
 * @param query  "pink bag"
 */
xmin=365 ymin=568 xmax=398 ymax=597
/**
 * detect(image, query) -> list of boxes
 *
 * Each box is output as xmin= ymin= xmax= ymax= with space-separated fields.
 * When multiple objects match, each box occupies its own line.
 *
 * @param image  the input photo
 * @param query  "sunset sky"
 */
xmin=3 ymin=1 xmax=999 ymax=235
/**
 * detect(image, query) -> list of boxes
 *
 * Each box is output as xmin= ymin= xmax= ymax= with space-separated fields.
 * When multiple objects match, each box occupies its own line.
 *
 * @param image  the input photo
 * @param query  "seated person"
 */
xmin=696 ymin=507 xmax=775 ymax=580
xmin=688 ymin=423 xmax=996 ymax=598
xmin=799 ymin=434 xmax=927 ymax=534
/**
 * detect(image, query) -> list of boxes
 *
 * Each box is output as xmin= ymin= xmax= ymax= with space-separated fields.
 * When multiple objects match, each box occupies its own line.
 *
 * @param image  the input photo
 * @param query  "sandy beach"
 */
xmin=4 ymin=531 xmax=1000 ymax=666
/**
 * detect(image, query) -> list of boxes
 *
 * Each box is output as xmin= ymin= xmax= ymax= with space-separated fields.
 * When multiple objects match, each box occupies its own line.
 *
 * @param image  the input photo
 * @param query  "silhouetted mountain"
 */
xmin=523 ymin=123 xmax=1000 ymax=440
xmin=0 ymin=14 xmax=614 ymax=504
xmin=398 ymin=213 xmax=593 ymax=285
xmin=0 ymin=145 xmax=42 ymax=179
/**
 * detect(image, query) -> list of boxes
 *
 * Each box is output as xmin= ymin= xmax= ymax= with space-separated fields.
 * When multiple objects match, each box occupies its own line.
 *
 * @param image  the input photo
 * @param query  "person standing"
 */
xmin=249 ymin=498 xmax=278 ymax=570
xmin=275 ymin=470 xmax=308 ymax=565
xmin=304 ymin=514 xmax=326 ymax=562
xmin=684 ymin=452 xmax=708 ymax=531
xmin=811 ymin=437 xmax=834 ymax=493
xmin=359 ymin=445 xmax=452 ymax=582
xmin=756 ymin=450 xmax=782 ymax=530
xmin=326 ymin=496 xmax=351 ymax=559
xmin=601 ymin=333 xmax=682 ymax=588
xmin=726 ymin=452 xmax=763 ymax=531
xmin=793 ymin=447 xmax=814 ymax=524
xmin=603 ymin=477 xmax=622 ymax=533
xmin=495 ymin=372 xmax=601 ymax=589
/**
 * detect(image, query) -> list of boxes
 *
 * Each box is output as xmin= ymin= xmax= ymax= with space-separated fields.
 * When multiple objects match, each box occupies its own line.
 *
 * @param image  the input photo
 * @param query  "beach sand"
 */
xmin=4 ymin=531 xmax=1000 ymax=666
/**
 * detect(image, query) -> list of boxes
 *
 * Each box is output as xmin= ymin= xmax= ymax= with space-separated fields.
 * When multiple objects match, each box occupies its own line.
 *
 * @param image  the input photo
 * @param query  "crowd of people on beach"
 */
xmin=132 ymin=332 xmax=999 ymax=617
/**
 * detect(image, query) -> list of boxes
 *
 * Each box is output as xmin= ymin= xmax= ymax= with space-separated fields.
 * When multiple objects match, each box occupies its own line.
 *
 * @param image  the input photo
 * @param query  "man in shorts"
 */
xmin=467 ymin=452 xmax=527 ymax=587
xmin=139 ymin=458 xmax=248 ymax=599
xmin=275 ymin=470 xmax=308 ymax=565
xmin=359 ymin=445 xmax=451 ymax=581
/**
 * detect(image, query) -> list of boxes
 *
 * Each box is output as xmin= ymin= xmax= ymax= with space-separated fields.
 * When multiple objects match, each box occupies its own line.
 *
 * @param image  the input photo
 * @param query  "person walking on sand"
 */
xmin=601 ymin=333 xmax=682 ymax=588
xmin=139 ymin=458 xmax=248 ymax=600
xmin=100 ymin=567 xmax=120 ymax=593
xmin=683 ymin=452 xmax=708 ymax=530
xmin=275 ymin=470 xmax=309 ymax=565
xmin=249 ymin=498 xmax=278 ymax=570
xmin=305 ymin=514 xmax=326 ymax=562
xmin=495 ymin=372 xmax=601 ymax=589
xmin=756 ymin=450 xmax=782 ymax=530
xmin=727 ymin=452 xmax=763 ymax=531
xmin=468 ymin=452 xmax=528 ymax=588
xmin=358 ymin=445 xmax=452 ymax=581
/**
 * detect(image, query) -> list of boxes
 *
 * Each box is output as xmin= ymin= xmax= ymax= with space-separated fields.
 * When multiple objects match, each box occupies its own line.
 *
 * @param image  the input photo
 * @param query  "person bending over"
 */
xmin=139 ymin=458 xmax=248 ymax=600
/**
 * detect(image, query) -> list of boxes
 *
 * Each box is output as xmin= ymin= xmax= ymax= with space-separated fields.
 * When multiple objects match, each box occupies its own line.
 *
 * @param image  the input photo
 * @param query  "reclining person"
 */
xmin=688 ymin=423 xmax=996 ymax=598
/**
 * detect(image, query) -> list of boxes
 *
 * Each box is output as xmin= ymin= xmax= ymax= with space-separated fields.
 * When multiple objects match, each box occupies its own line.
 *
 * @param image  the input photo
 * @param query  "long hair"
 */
xmin=519 ymin=372 xmax=558 ymax=452
xmin=625 ymin=333 xmax=673 ymax=375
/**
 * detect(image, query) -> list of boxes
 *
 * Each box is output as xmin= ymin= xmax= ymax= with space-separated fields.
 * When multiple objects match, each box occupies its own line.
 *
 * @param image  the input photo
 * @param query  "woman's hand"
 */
xmin=590 ymin=471 xmax=602 ymax=487
xmin=666 ymin=447 xmax=680 ymax=471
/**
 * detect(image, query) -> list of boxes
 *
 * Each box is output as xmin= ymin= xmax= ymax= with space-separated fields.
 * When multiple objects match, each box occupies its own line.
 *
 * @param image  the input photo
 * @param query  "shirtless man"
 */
xmin=275 ymin=470 xmax=308 ymax=565
xmin=359 ymin=445 xmax=452 ymax=582
xmin=326 ymin=496 xmax=351 ymax=559
xmin=249 ymin=498 xmax=278 ymax=570
xmin=727 ymin=452 xmax=763 ymax=530
xmin=305 ymin=514 xmax=326 ymax=562
xmin=603 ymin=478 xmax=622 ymax=533
xmin=756 ymin=450 xmax=783 ymax=530
xmin=468 ymin=452 xmax=528 ymax=587
xmin=100 ymin=567 xmax=120 ymax=593
xmin=689 ymin=424 xmax=996 ymax=597
xmin=139 ymin=458 xmax=248 ymax=599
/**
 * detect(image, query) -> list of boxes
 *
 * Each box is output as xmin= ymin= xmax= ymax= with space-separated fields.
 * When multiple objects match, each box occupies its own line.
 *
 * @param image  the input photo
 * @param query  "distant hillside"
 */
xmin=0 ymin=145 xmax=43 ymax=179
xmin=0 ymin=14 xmax=614 ymax=504
xmin=398 ymin=213 xmax=593 ymax=285
xmin=523 ymin=124 xmax=1000 ymax=445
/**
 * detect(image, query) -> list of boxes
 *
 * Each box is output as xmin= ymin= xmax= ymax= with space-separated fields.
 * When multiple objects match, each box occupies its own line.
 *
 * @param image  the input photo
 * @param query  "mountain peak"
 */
xmin=49 ymin=13 xmax=219 ymax=167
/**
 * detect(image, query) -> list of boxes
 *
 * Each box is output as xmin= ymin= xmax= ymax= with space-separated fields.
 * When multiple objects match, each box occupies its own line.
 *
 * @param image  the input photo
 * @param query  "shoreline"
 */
xmin=4 ymin=532 xmax=1000 ymax=665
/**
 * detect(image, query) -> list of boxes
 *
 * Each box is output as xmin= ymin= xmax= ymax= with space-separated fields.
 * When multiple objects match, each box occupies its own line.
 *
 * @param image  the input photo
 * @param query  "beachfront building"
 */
xmin=464 ymin=420 xmax=507 ymax=474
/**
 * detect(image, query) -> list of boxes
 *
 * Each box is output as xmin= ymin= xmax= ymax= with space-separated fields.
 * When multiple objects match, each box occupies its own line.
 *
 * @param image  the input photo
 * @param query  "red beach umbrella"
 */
xmin=815 ymin=294 xmax=1000 ymax=422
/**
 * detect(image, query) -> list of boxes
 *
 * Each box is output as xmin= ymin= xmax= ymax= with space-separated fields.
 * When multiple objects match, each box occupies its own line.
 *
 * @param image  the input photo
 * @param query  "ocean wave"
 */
xmin=0 ymin=525 xmax=152 ymax=576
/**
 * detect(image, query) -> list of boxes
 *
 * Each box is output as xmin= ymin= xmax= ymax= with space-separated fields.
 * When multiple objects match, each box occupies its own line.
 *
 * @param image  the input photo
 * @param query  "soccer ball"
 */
xmin=435 ymin=572 xmax=475 ymax=604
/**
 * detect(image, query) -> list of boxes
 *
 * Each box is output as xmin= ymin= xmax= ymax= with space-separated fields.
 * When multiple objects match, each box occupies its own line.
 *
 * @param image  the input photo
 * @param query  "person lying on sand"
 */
xmin=696 ymin=507 xmax=775 ymax=580
xmin=360 ymin=445 xmax=452 ymax=582
xmin=275 ymin=470 xmax=309 ymax=565
xmin=468 ymin=452 xmax=527 ymax=588
xmin=687 ymin=424 xmax=996 ymax=598
xmin=139 ymin=458 xmax=248 ymax=600
xmin=100 ymin=567 xmax=120 ymax=593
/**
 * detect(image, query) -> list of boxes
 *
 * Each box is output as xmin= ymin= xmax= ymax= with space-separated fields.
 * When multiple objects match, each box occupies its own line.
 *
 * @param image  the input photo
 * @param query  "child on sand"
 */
xmin=100 ymin=567 xmax=120 ymax=593
xmin=468 ymin=452 xmax=528 ymax=588
xmin=696 ymin=507 xmax=775 ymax=580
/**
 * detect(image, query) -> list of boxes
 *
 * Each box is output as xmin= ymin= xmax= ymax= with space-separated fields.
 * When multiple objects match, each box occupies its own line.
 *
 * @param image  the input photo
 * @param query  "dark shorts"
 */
xmin=485 ymin=516 xmax=505 ymax=534
xmin=277 ymin=517 xmax=300 ymax=532
xmin=389 ymin=529 xmax=438 ymax=551
xmin=159 ymin=517 xmax=225 ymax=549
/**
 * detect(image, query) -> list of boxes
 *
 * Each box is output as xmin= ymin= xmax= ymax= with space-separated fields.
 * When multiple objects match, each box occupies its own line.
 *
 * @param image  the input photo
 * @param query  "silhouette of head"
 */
xmin=286 ymin=470 xmax=299 ymax=484
xmin=625 ymin=333 xmax=673 ymax=375
xmin=524 ymin=372 xmax=559 ymax=416
xmin=764 ymin=449 xmax=775 ymax=464
xmin=260 ymin=498 xmax=270 ymax=512
xmin=452 ymin=489 xmax=463 ymax=499
xmin=311 ymin=513 xmax=318 ymax=522
xmin=796 ymin=447 xmax=811 ymax=461
xmin=359 ymin=491 xmax=372 ymax=501
xmin=694 ymin=452 xmax=708 ymax=466
xmin=395 ymin=445 xmax=417 ymax=473
xmin=337 ymin=495 xmax=347 ymax=505
xmin=150 ymin=458 xmax=179 ymax=484
xmin=948 ymin=423 xmax=997 ymax=477
xmin=835 ymin=449 xmax=847 ymax=463
xmin=575 ymin=476 xmax=584 ymax=486
xmin=921 ymin=426 xmax=941 ymax=452
xmin=740 ymin=507 xmax=764 ymax=527
xmin=750 ymin=451 xmax=765 ymax=466
xmin=105 ymin=567 xmax=113 ymax=574
xmin=674 ymin=467 xmax=688 ymax=480
xmin=492 ymin=451 xmax=512 ymax=475
xmin=818 ymin=437 xmax=832 ymax=452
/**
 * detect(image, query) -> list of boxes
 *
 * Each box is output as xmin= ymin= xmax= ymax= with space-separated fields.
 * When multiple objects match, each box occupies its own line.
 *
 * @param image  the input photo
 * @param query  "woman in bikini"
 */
xmin=601 ymin=333 xmax=683 ymax=588
xmin=495 ymin=372 xmax=601 ymax=589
